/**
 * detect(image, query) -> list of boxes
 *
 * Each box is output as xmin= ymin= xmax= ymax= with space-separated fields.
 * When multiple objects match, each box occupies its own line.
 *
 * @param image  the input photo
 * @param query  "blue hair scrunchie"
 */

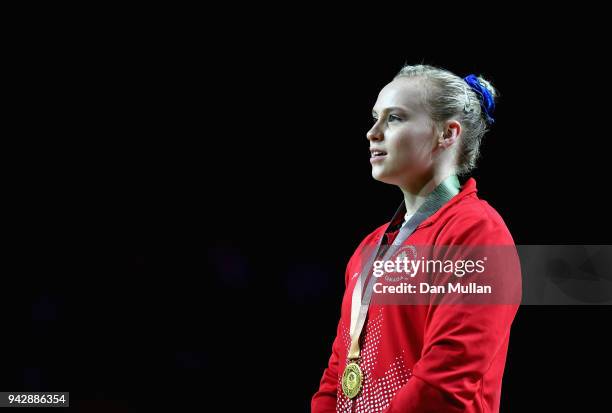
xmin=463 ymin=74 xmax=495 ymax=124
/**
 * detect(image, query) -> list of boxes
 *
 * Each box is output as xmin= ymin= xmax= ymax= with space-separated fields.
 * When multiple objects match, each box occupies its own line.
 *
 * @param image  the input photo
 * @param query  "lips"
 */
xmin=370 ymin=149 xmax=388 ymax=158
xmin=370 ymin=148 xmax=387 ymax=164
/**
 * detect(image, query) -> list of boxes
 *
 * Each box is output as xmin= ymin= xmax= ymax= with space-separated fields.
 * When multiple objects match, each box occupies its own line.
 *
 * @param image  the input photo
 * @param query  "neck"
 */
xmin=399 ymin=171 xmax=455 ymax=216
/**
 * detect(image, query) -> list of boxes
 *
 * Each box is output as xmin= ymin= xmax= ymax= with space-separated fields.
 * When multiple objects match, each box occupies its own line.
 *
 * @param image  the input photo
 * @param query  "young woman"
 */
xmin=312 ymin=65 xmax=520 ymax=413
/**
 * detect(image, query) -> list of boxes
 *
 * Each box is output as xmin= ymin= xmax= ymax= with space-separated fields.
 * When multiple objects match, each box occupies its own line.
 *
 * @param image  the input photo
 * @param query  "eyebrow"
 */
xmin=372 ymin=106 xmax=411 ymax=115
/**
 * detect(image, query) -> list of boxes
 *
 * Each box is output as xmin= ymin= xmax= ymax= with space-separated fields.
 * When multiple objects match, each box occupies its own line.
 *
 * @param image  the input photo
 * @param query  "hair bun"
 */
xmin=464 ymin=74 xmax=497 ymax=124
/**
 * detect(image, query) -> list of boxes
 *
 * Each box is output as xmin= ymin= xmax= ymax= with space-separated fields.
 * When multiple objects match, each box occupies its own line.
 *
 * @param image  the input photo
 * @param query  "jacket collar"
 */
xmin=414 ymin=177 xmax=478 ymax=229
xmin=386 ymin=175 xmax=471 ymax=233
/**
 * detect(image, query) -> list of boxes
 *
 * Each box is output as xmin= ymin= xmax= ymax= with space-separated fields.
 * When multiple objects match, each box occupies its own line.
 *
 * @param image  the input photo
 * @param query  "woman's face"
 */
xmin=367 ymin=77 xmax=439 ymax=187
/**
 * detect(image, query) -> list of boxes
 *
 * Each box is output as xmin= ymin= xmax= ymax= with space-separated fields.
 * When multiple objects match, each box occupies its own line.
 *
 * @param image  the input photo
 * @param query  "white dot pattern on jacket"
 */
xmin=336 ymin=308 xmax=413 ymax=412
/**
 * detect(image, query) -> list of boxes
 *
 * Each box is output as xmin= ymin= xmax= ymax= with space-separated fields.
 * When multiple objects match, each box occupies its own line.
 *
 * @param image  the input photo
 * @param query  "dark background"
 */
xmin=5 ymin=16 xmax=612 ymax=412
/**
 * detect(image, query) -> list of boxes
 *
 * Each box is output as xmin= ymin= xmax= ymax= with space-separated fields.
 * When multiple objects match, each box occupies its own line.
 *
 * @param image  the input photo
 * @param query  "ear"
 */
xmin=437 ymin=120 xmax=461 ymax=149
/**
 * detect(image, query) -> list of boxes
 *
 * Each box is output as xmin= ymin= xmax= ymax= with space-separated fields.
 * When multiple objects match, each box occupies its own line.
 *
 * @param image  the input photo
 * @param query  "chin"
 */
xmin=371 ymin=169 xmax=395 ymax=185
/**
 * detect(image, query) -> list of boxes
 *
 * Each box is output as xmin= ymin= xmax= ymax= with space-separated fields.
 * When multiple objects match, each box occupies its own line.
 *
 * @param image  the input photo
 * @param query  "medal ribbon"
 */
xmin=347 ymin=175 xmax=461 ymax=361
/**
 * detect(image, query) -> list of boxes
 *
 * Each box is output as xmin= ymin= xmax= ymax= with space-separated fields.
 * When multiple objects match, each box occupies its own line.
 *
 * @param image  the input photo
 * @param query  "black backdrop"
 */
xmin=5 ymin=24 xmax=612 ymax=412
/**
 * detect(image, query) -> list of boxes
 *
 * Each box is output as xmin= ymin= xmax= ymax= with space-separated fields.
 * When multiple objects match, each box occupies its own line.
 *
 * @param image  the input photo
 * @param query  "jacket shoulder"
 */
xmin=436 ymin=197 xmax=515 ymax=245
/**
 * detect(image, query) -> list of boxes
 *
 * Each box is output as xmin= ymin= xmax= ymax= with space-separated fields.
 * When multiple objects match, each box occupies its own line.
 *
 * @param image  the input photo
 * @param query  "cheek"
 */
xmin=401 ymin=128 xmax=435 ymax=153
xmin=391 ymin=136 xmax=428 ymax=160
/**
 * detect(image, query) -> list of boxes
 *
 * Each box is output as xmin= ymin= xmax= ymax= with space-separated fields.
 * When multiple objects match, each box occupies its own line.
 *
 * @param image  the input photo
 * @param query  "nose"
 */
xmin=367 ymin=122 xmax=383 ymax=142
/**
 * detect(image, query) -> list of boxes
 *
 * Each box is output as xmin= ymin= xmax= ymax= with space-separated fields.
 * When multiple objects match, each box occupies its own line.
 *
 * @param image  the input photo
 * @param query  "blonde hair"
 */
xmin=395 ymin=64 xmax=498 ymax=176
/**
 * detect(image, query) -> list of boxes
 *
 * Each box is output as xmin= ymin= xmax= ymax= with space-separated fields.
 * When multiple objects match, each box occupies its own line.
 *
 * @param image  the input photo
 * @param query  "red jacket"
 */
xmin=312 ymin=178 xmax=521 ymax=413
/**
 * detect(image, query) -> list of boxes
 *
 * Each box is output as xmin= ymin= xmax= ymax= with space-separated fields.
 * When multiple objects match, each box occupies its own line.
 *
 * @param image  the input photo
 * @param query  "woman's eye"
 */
xmin=372 ymin=114 xmax=402 ymax=123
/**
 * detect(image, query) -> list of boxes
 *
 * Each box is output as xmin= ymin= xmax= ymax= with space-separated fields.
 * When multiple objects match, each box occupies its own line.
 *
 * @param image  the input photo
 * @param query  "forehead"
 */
xmin=373 ymin=77 xmax=427 ymax=112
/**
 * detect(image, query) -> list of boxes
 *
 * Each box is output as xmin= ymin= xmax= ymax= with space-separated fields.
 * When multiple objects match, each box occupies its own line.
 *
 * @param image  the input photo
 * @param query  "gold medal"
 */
xmin=341 ymin=361 xmax=363 ymax=399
